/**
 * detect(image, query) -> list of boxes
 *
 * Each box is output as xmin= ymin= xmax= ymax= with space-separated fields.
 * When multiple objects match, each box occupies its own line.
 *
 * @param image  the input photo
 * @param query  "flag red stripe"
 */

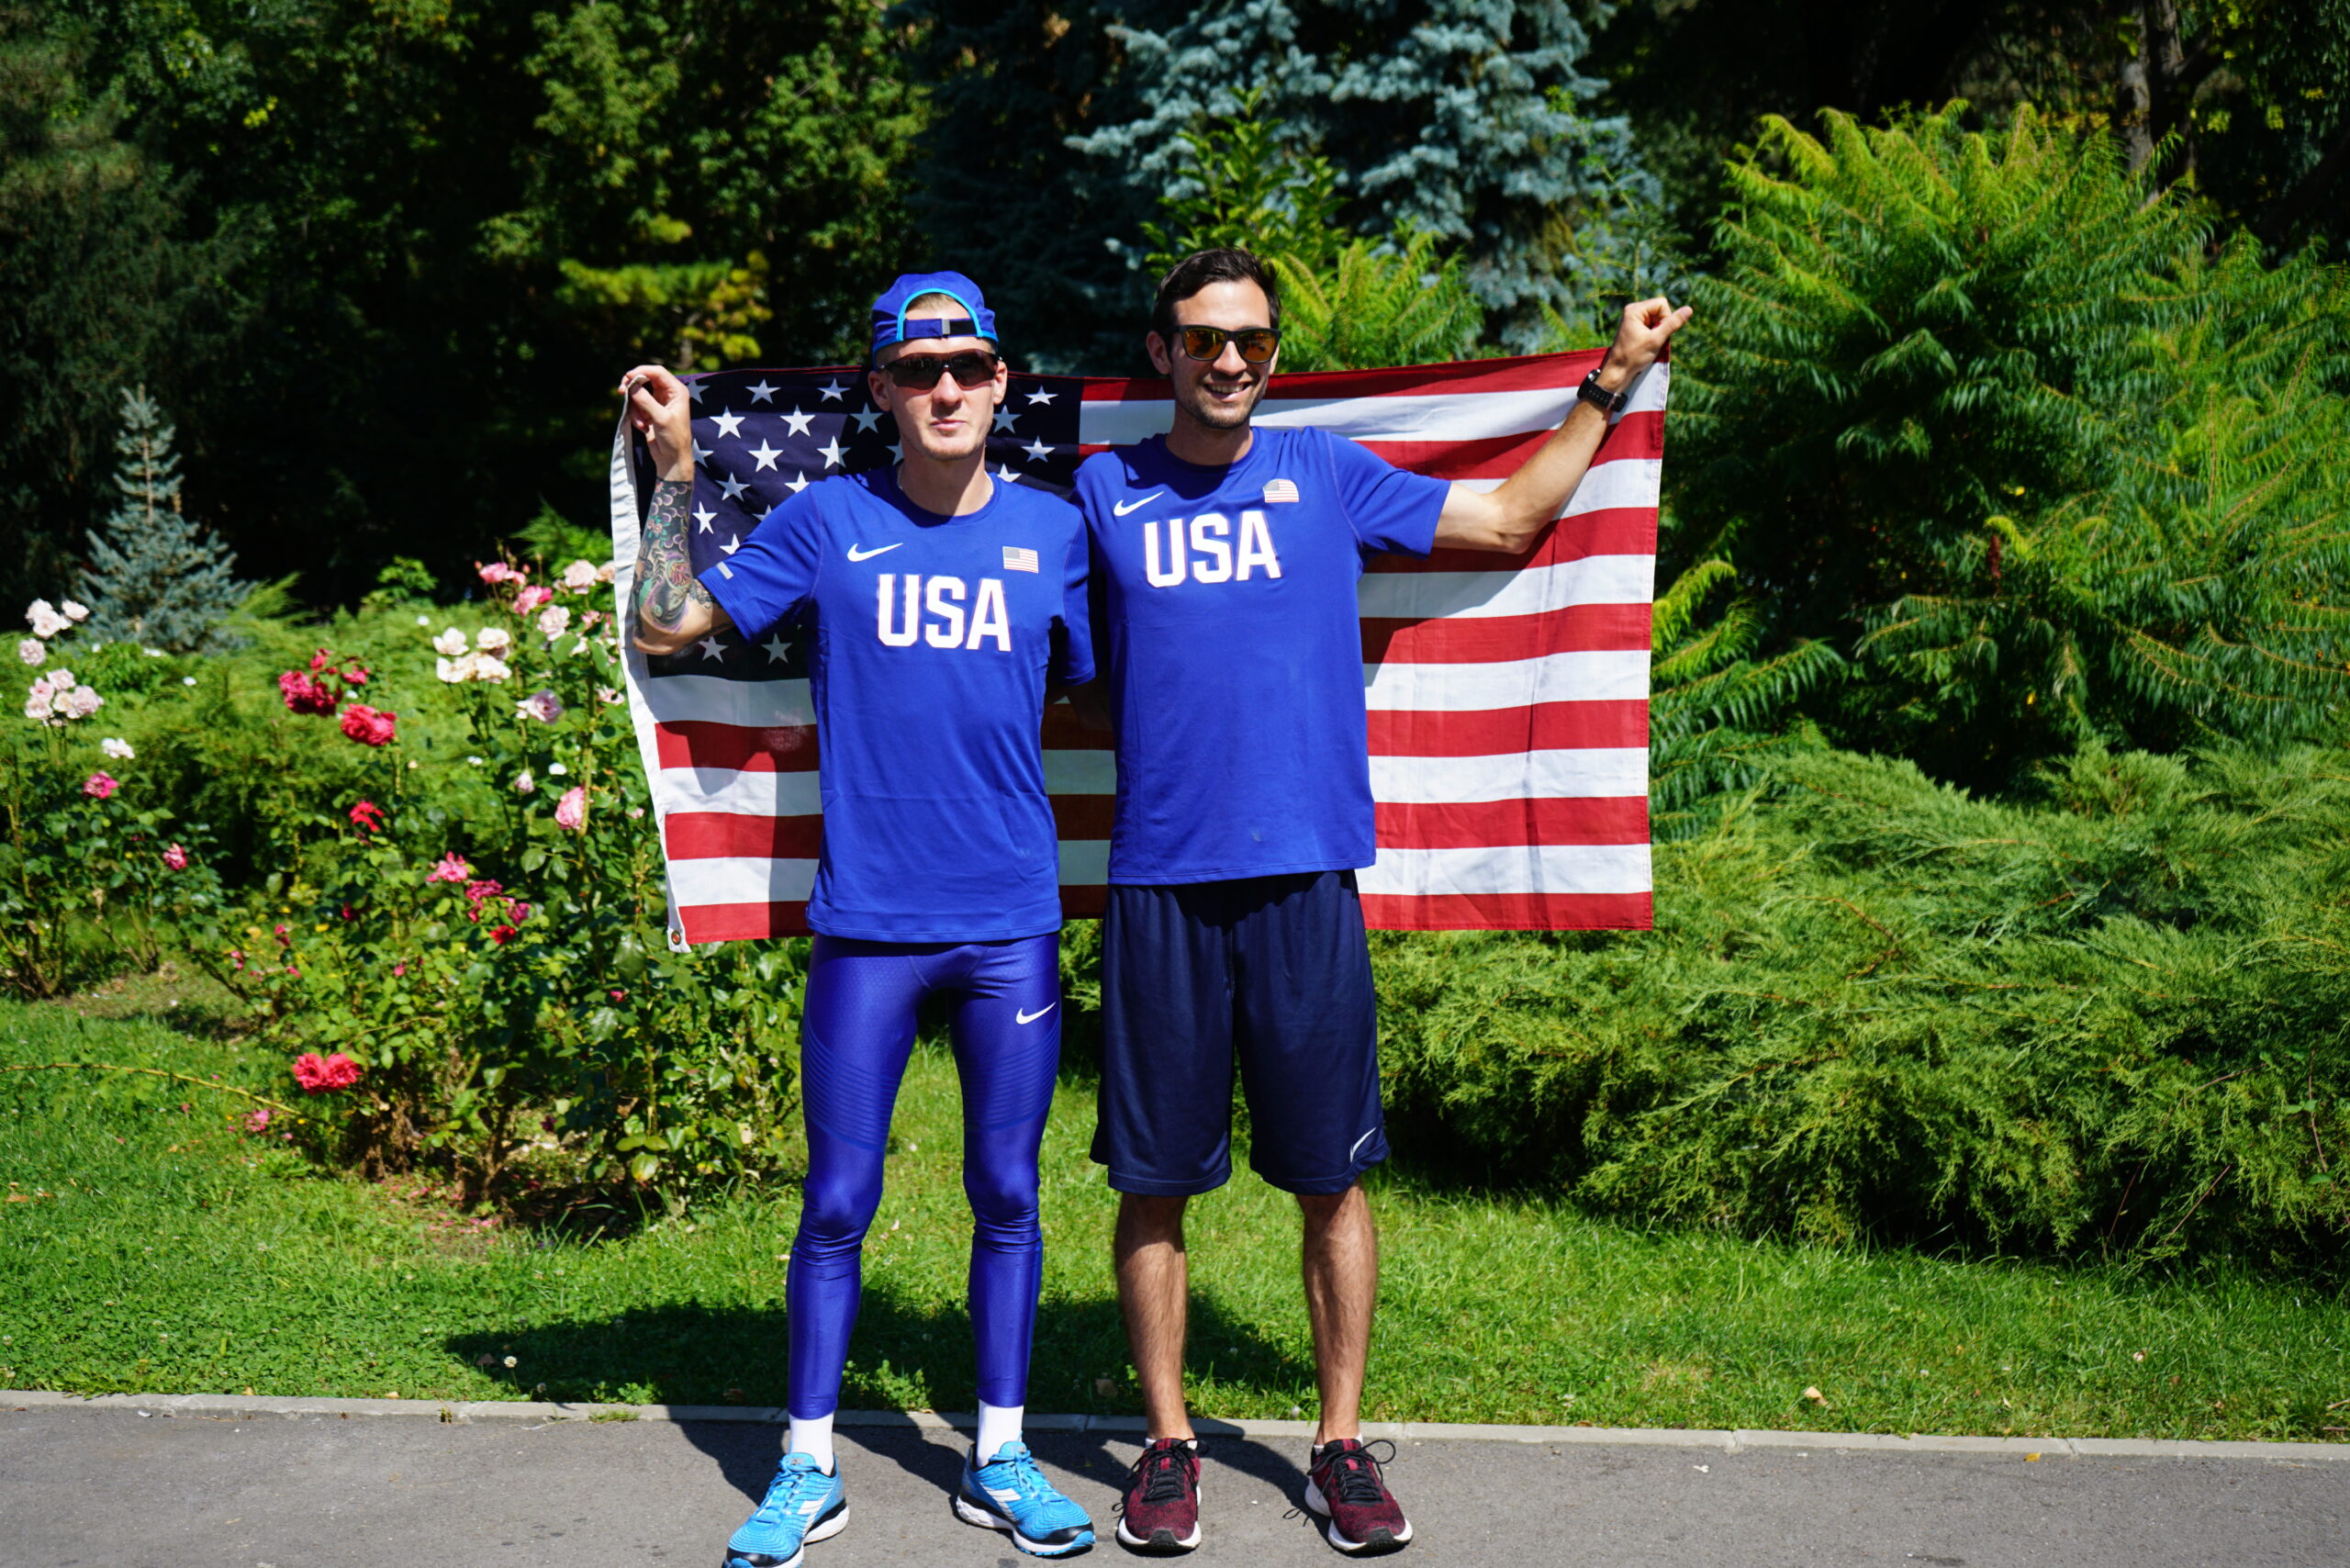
xmin=665 ymin=811 xmax=822 ymax=860
xmin=1362 ymin=603 xmax=1651 ymax=663
xmin=678 ymin=900 xmax=813 ymax=944
xmin=1367 ymin=699 xmax=1648 ymax=756
xmin=1358 ymin=890 xmax=1653 ymax=930
xmin=1356 ymin=410 xmax=1662 ymax=480
xmin=655 ymin=720 xmax=819 ymax=773
xmin=1364 ymin=508 xmax=1659 ymax=575
xmin=1374 ymin=795 xmax=1650 ymax=847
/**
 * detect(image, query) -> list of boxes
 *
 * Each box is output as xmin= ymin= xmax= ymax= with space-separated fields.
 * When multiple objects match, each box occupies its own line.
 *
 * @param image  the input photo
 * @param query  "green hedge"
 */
xmin=1366 ymin=742 xmax=2350 ymax=1264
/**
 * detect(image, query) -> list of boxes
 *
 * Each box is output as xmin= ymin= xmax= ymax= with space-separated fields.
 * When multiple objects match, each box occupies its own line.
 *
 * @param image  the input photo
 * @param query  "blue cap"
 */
xmin=869 ymin=271 xmax=998 ymax=360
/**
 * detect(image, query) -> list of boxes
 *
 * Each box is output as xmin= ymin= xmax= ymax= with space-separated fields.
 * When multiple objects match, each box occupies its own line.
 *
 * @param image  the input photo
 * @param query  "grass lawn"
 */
xmin=2 ymin=986 xmax=2344 ymax=1442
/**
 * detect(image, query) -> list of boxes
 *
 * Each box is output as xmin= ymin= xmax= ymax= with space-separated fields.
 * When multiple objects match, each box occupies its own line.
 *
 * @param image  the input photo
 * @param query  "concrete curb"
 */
xmin=5 ymin=1390 xmax=2344 ymax=1462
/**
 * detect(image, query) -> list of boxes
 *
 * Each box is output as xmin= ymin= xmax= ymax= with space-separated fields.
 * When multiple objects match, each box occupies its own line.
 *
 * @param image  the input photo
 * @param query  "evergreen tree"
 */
xmin=1068 ymin=0 xmax=1661 ymax=353
xmin=78 ymin=386 xmax=247 ymax=653
xmin=896 ymin=0 xmax=1663 ymax=367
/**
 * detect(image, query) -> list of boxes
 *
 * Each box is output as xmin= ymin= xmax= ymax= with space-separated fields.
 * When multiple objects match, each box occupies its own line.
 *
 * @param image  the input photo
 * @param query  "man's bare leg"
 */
xmin=1115 ymin=1192 xmax=1196 ymax=1440
xmin=1299 ymin=1182 xmax=1378 ymax=1445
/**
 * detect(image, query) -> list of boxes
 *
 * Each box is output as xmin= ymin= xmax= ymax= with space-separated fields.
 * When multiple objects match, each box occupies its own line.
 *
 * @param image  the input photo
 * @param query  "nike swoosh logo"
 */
xmin=1015 ymin=1003 xmax=1057 ymax=1025
xmin=1113 ymin=492 xmax=1165 ymax=517
xmin=845 ymin=543 xmax=901 ymax=562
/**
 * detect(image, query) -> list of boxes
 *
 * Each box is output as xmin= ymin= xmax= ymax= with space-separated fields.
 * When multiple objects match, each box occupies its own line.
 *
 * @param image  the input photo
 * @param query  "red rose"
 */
xmin=339 ymin=704 xmax=397 ymax=746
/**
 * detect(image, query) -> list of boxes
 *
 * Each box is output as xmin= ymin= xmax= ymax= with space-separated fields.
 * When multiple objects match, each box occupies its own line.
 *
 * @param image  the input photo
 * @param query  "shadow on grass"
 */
xmin=446 ymin=1283 xmax=1314 ymax=1506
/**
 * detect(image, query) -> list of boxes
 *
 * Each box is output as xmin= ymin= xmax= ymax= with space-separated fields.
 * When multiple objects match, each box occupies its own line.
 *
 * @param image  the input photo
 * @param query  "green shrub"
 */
xmin=1674 ymin=103 xmax=2350 ymax=784
xmin=1370 ymin=741 xmax=2350 ymax=1265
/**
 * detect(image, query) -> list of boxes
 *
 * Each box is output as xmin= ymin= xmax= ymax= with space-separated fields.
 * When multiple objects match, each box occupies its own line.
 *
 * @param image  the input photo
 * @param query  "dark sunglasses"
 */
xmin=1178 ymin=325 xmax=1280 ymax=364
xmin=879 ymin=350 xmax=1002 ymax=389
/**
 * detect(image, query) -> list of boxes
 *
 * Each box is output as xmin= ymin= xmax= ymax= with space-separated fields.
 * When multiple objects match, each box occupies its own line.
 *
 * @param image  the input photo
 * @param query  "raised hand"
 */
xmin=619 ymin=363 xmax=695 ymax=483
xmin=1601 ymin=297 xmax=1695 ymax=386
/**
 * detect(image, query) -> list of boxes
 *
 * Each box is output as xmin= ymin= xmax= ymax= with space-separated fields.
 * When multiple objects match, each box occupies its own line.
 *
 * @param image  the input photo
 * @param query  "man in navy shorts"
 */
xmin=1074 ymin=248 xmax=1689 ymax=1555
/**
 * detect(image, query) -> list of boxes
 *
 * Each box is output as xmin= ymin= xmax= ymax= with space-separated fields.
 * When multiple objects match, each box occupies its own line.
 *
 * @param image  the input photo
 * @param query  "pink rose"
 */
xmin=561 ymin=560 xmax=599 ymax=593
xmin=278 ymin=669 xmax=338 ymax=717
xmin=162 ymin=844 xmax=188 ymax=870
xmin=554 ymin=786 xmax=588 ymax=833
xmin=292 ymin=1051 xmax=363 ymax=1093
xmin=535 ymin=604 xmax=572 ymax=640
xmin=477 ymin=562 xmax=524 ymax=586
xmin=516 ymin=689 xmax=563 ymax=723
xmin=83 ymin=771 xmax=118 ymax=800
xmin=26 ymin=599 xmax=68 ymax=638
xmin=512 ymin=585 xmax=554 ymax=614
xmin=244 ymin=1108 xmax=272 ymax=1134
xmin=339 ymin=703 xmax=397 ymax=746
xmin=23 ymin=679 xmax=53 ymax=723
xmin=512 ymin=768 xmax=536 ymax=794
xmin=17 ymin=638 xmax=42 ymax=666
xmin=425 ymin=853 xmax=472 ymax=884
xmin=62 ymin=686 xmax=102 ymax=721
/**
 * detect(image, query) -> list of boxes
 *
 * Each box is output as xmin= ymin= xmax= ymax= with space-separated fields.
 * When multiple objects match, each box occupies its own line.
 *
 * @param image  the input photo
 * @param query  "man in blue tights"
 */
xmin=623 ymin=271 xmax=1096 ymax=1566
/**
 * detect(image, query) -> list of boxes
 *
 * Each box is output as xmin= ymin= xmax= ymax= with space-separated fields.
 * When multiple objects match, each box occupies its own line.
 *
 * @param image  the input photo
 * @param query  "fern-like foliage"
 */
xmin=1676 ymin=101 xmax=2350 ymax=785
xmin=1860 ymin=237 xmax=2350 ymax=757
xmin=1270 ymin=230 xmax=1487 ymax=374
xmin=1649 ymin=549 xmax=1843 ymax=832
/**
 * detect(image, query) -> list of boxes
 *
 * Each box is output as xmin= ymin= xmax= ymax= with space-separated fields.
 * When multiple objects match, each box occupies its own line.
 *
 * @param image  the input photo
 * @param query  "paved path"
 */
xmin=3 ymin=1401 xmax=2344 ymax=1567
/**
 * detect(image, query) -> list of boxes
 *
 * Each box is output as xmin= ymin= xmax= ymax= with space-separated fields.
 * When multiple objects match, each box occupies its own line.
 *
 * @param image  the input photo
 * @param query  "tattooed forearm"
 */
xmin=637 ymin=478 xmax=715 ymax=634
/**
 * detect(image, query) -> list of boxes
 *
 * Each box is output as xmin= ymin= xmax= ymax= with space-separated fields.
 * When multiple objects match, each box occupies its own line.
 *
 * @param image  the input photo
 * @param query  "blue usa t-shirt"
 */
xmin=1075 ymin=424 xmax=1449 ymax=884
xmin=699 ymin=469 xmax=1091 ymax=941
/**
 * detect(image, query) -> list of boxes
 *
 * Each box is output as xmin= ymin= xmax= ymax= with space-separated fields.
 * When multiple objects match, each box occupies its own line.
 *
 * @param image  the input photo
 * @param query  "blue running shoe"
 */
xmin=954 ymin=1439 xmax=1096 ymax=1557
xmin=724 ymin=1452 xmax=848 ymax=1568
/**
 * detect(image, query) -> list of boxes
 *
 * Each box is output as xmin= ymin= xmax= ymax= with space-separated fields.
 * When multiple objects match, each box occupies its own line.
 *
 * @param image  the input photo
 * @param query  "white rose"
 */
xmin=431 ymin=627 xmax=469 ymax=657
xmin=474 ymin=626 xmax=512 ymax=655
xmin=473 ymin=655 xmax=512 ymax=683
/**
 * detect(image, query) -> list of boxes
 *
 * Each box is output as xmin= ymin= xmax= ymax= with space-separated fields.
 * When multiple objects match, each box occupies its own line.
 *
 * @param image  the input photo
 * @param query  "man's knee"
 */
xmin=964 ymin=1162 xmax=1041 ymax=1241
xmin=797 ymin=1165 xmax=884 ymax=1251
xmin=1296 ymin=1182 xmax=1368 ymax=1232
xmin=1117 ymin=1191 xmax=1191 ymax=1246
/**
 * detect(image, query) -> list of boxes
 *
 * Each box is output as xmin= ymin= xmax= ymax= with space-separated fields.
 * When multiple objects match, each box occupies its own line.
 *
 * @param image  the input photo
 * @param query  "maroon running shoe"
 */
xmin=1115 ymin=1437 xmax=1203 ymax=1553
xmin=1304 ymin=1438 xmax=1412 ymax=1554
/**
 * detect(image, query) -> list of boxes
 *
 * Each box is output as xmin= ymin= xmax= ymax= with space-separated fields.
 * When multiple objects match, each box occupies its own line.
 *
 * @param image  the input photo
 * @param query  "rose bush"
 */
xmin=3 ymin=603 xmax=227 ymax=994
xmin=206 ymin=559 xmax=804 ymax=1205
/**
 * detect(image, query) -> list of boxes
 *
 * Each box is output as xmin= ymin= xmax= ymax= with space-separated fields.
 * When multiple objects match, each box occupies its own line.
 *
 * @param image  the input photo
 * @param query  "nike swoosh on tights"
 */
xmin=1113 ymin=493 xmax=1165 ymax=517
xmin=1015 ymin=1003 xmax=1057 ymax=1025
xmin=846 ymin=543 xmax=901 ymax=561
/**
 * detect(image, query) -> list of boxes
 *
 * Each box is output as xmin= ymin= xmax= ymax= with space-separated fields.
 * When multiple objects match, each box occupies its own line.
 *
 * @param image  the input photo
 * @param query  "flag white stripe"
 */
xmin=635 ymin=674 xmax=815 ymax=727
xmin=1367 ymin=747 xmax=1650 ymax=804
xmin=1358 ymin=555 xmax=1654 ymax=620
xmin=1361 ymin=841 xmax=1652 ymax=898
xmin=664 ymin=842 xmax=1115 ymax=906
xmin=653 ymin=768 xmax=824 ymax=819
xmin=1363 ymin=651 xmax=1651 ymax=711
xmin=1439 ymin=458 xmax=1660 ymax=517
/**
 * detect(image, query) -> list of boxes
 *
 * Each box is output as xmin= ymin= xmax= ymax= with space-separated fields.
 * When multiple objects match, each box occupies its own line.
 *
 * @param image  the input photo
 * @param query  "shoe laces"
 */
xmin=1319 ymin=1439 xmax=1396 ymax=1506
xmin=981 ymin=1443 xmax=1052 ymax=1499
xmin=755 ymin=1459 xmax=826 ymax=1522
xmin=1131 ymin=1440 xmax=1195 ymax=1504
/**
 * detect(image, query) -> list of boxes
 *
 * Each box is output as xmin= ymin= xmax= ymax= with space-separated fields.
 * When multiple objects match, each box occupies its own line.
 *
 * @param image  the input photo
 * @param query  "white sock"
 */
xmin=976 ymin=1401 xmax=1024 ymax=1462
xmin=789 ymin=1412 xmax=835 ymax=1473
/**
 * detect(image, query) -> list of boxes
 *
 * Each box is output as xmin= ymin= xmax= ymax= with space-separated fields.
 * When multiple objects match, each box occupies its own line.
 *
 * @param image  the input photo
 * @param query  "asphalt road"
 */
xmin=1 ymin=1404 xmax=2343 ymax=1567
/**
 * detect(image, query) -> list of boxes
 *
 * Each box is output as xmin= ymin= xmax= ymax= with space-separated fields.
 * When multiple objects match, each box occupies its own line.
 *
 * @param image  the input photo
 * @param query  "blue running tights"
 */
xmin=788 ymin=932 xmax=1062 ymax=1418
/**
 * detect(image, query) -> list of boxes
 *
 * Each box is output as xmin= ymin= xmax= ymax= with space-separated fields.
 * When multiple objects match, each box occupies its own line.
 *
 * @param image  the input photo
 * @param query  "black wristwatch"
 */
xmin=1576 ymin=367 xmax=1629 ymax=417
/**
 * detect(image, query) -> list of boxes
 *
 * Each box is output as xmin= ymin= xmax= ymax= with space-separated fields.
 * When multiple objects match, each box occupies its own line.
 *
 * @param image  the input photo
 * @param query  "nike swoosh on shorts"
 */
xmin=1015 ymin=1003 xmax=1057 ymax=1025
xmin=846 ymin=543 xmax=902 ymax=561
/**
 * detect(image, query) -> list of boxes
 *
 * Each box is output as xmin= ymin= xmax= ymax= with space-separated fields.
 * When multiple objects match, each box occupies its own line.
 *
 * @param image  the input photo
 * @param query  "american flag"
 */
xmin=608 ymin=351 xmax=1663 ymax=944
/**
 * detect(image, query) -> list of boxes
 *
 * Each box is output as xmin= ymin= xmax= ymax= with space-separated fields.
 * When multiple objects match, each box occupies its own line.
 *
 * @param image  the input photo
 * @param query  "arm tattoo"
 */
xmin=637 ymin=477 xmax=715 ymax=633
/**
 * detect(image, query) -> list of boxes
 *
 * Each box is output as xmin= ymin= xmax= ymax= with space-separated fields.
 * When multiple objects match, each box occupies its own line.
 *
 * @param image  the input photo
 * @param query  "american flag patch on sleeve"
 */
xmin=1002 ymin=545 xmax=1040 ymax=573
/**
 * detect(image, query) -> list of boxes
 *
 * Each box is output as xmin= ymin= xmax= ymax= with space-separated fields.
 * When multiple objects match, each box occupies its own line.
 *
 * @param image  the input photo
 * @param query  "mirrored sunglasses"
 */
xmin=1178 ymin=326 xmax=1280 ymax=364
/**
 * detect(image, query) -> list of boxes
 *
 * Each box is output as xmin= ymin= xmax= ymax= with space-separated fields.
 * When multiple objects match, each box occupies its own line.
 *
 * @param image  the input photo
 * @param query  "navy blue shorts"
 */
xmin=1091 ymin=870 xmax=1387 ymax=1197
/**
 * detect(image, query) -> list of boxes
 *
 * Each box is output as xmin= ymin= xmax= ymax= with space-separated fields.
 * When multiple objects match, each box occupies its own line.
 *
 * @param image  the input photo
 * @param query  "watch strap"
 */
xmin=1576 ymin=368 xmax=1628 ymax=417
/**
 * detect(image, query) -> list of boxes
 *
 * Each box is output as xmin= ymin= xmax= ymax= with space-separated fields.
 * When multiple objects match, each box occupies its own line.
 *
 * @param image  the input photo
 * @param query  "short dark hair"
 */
xmin=1151 ymin=248 xmax=1281 ymax=345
